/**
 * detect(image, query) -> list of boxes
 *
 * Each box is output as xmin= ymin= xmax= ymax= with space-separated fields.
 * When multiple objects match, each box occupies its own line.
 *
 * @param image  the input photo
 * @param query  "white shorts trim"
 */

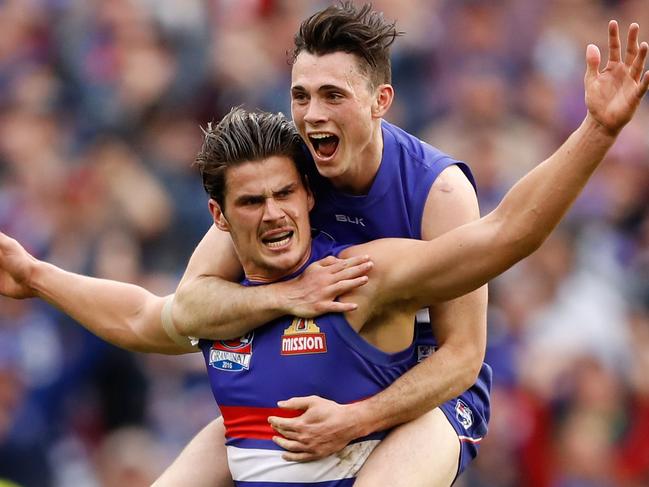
xmin=227 ymin=440 xmax=380 ymax=483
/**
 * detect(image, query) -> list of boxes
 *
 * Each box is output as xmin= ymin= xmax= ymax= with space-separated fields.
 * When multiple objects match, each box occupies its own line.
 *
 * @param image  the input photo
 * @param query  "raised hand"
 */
xmin=585 ymin=21 xmax=649 ymax=134
xmin=0 ymin=232 xmax=38 ymax=299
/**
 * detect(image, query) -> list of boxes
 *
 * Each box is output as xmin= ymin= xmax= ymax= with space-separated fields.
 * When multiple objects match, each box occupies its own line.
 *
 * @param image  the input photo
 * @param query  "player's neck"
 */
xmin=241 ymin=242 xmax=314 ymax=285
xmin=330 ymin=123 xmax=384 ymax=195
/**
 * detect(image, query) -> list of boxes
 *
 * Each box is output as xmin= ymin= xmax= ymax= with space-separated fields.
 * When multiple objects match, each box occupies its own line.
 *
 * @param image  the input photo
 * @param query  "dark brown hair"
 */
xmin=195 ymin=107 xmax=309 ymax=209
xmin=291 ymin=2 xmax=403 ymax=88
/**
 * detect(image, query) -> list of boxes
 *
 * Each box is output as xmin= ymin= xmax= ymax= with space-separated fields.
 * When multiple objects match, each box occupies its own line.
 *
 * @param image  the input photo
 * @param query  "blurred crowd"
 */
xmin=0 ymin=0 xmax=648 ymax=486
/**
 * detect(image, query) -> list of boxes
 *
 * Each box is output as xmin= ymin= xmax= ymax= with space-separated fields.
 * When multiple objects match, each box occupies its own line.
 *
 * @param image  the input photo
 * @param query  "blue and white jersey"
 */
xmin=199 ymin=233 xmax=418 ymax=486
xmin=304 ymin=121 xmax=490 ymax=476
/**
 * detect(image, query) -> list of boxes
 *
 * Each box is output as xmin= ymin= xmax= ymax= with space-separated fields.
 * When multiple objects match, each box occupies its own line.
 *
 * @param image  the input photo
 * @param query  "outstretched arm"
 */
xmin=172 ymin=225 xmax=373 ymax=340
xmin=373 ymin=21 xmax=649 ymax=308
xmin=0 ymin=232 xmax=192 ymax=354
xmin=268 ymin=21 xmax=649 ymax=460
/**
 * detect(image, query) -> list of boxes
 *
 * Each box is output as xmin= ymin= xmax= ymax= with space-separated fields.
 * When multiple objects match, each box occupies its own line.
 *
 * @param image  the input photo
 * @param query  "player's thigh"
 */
xmin=355 ymin=408 xmax=459 ymax=487
xmin=153 ymin=416 xmax=233 ymax=487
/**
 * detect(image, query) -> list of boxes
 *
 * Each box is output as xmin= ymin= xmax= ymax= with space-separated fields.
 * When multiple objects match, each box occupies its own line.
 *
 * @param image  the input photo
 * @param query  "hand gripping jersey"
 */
xmin=200 ymin=233 xmax=420 ymax=486
xmin=306 ymin=121 xmax=491 ymax=475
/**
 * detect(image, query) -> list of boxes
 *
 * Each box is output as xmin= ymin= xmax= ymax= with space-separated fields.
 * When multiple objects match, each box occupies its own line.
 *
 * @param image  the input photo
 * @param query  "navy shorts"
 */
xmin=438 ymin=363 xmax=492 ymax=478
xmin=415 ymin=321 xmax=492 ymax=479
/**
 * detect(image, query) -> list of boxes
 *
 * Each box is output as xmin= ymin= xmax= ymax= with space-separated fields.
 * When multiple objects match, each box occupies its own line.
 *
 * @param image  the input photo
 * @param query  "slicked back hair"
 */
xmin=291 ymin=2 xmax=402 ymax=88
xmin=195 ymin=108 xmax=309 ymax=210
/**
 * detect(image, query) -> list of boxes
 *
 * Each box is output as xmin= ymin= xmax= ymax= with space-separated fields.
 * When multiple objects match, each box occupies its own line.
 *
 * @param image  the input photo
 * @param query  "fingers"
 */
xmin=0 ymin=232 xmax=10 ymax=250
xmin=630 ymin=41 xmax=649 ymax=84
xmin=277 ymin=396 xmax=311 ymax=410
xmin=334 ymin=259 xmax=373 ymax=280
xmin=272 ymin=425 xmax=299 ymax=439
xmin=639 ymin=69 xmax=649 ymax=98
xmin=585 ymin=43 xmax=601 ymax=84
xmin=608 ymin=20 xmax=621 ymax=64
xmin=272 ymin=435 xmax=321 ymax=462
xmin=317 ymin=254 xmax=370 ymax=269
xmin=272 ymin=435 xmax=309 ymax=454
xmin=332 ymin=274 xmax=369 ymax=294
xmin=337 ymin=254 xmax=371 ymax=268
xmin=624 ymin=23 xmax=640 ymax=66
xmin=268 ymin=416 xmax=296 ymax=432
xmin=330 ymin=255 xmax=370 ymax=279
xmin=326 ymin=300 xmax=359 ymax=313
xmin=317 ymin=255 xmax=339 ymax=267
xmin=281 ymin=451 xmax=316 ymax=462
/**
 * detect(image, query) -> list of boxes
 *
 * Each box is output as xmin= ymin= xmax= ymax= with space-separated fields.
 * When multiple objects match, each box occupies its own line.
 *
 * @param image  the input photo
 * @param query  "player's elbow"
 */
xmin=455 ymin=347 xmax=484 ymax=392
xmin=170 ymin=285 xmax=197 ymax=337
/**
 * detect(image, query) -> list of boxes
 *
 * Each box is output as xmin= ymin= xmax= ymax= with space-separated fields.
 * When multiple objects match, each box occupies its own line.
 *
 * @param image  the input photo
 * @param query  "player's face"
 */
xmin=291 ymin=51 xmax=382 ymax=188
xmin=210 ymin=156 xmax=315 ymax=282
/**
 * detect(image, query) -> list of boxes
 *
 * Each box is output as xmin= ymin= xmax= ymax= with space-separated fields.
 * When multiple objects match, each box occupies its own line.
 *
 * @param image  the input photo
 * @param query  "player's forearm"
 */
xmin=173 ymin=276 xmax=289 ymax=340
xmin=493 ymin=115 xmax=616 ymax=256
xmin=351 ymin=287 xmax=486 ymax=434
xmin=30 ymin=260 xmax=174 ymax=353
xmin=348 ymin=344 xmax=482 ymax=435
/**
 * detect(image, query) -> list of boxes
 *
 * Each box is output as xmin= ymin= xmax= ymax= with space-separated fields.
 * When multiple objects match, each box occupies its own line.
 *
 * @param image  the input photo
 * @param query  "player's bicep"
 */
xmin=179 ymin=225 xmax=243 ymax=286
xmin=420 ymin=163 xmax=487 ymax=356
xmin=421 ymin=164 xmax=479 ymax=240
xmin=367 ymin=219 xmax=503 ymax=307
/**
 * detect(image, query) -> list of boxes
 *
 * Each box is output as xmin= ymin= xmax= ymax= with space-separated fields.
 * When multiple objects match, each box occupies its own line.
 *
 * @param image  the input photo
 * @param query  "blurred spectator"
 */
xmin=0 ymin=0 xmax=647 ymax=485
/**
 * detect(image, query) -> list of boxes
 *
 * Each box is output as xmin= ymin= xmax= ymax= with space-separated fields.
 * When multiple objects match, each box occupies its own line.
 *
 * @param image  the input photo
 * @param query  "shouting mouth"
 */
xmin=261 ymin=230 xmax=294 ymax=249
xmin=309 ymin=133 xmax=339 ymax=160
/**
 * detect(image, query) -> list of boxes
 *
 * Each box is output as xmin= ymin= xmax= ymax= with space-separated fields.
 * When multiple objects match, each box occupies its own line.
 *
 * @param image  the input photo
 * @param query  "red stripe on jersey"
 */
xmin=220 ymin=405 xmax=303 ymax=440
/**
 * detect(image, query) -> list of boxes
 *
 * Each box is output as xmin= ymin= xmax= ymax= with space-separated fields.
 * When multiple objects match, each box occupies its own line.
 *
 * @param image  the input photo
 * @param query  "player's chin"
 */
xmin=312 ymin=156 xmax=346 ymax=179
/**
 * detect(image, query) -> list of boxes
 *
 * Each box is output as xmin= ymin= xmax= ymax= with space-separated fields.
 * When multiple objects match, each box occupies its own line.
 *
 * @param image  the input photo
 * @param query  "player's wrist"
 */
xmin=345 ymin=400 xmax=380 ymax=438
xmin=272 ymin=278 xmax=303 ymax=316
xmin=583 ymin=112 xmax=623 ymax=139
xmin=29 ymin=260 xmax=56 ymax=298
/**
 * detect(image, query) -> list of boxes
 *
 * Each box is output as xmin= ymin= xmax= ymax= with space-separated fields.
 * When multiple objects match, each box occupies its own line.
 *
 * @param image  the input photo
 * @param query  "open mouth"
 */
xmin=309 ymin=133 xmax=339 ymax=159
xmin=261 ymin=230 xmax=294 ymax=249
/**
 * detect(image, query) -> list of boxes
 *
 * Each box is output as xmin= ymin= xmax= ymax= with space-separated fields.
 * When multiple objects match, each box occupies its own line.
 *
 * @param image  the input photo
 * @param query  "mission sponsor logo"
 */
xmin=281 ymin=318 xmax=327 ymax=355
xmin=209 ymin=332 xmax=254 ymax=372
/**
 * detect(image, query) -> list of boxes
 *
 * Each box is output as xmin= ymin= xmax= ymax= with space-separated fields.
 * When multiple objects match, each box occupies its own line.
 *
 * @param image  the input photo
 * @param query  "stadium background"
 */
xmin=0 ymin=0 xmax=648 ymax=485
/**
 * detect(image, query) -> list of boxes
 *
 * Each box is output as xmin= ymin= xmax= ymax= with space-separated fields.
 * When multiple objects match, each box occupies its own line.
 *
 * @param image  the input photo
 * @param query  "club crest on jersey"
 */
xmin=455 ymin=399 xmax=474 ymax=429
xmin=281 ymin=318 xmax=327 ymax=355
xmin=209 ymin=332 xmax=254 ymax=372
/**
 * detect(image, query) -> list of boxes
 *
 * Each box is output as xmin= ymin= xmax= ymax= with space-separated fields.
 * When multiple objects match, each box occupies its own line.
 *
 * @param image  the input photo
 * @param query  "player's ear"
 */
xmin=307 ymin=188 xmax=315 ymax=212
xmin=371 ymin=84 xmax=394 ymax=118
xmin=304 ymin=175 xmax=315 ymax=212
xmin=208 ymin=199 xmax=230 ymax=232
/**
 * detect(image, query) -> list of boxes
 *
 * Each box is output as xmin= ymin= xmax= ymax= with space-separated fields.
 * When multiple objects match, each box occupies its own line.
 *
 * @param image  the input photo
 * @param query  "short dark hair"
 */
xmin=195 ymin=108 xmax=309 ymax=209
xmin=291 ymin=2 xmax=402 ymax=88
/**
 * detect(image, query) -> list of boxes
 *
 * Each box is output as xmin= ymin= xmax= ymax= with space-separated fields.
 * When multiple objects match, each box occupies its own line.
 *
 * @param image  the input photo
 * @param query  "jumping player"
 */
xmin=161 ymin=6 xmax=648 ymax=486
xmin=2 ymin=52 xmax=648 ymax=482
xmin=1 ymin=9 xmax=647 ymax=487
xmin=166 ymin=4 xmax=489 ymax=483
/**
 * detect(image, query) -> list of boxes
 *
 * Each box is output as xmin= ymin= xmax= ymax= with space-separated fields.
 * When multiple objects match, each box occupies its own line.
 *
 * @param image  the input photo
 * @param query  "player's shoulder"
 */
xmin=430 ymin=164 xmax=475 ymax=192
xmin=382 ymin=120 xmax=456 ymax=166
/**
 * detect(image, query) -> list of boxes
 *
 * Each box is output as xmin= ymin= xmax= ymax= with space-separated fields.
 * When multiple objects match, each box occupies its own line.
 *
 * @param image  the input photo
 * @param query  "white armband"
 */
xmin=161 ymin=296 xmax=199 ymax=349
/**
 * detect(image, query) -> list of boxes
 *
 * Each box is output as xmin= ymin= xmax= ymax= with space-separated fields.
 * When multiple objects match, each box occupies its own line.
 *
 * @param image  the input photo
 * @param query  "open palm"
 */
xmin=585 ymin=21 xmax=649 ymax=134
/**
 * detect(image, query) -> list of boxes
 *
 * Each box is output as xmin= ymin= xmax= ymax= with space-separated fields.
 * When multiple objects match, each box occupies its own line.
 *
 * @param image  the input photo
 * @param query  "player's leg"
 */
xmin=153 ymin=417 xmax=233 ymax=487
xmin=354 ymin=407 xmax=459 ymax=487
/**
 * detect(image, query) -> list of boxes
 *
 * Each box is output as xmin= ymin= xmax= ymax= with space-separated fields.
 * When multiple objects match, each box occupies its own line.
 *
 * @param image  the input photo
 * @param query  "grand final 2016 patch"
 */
xmin=281 ymin=317 xmax=327 ymax=355
xmin=209 ymin=332 xmax=254 ymax=371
